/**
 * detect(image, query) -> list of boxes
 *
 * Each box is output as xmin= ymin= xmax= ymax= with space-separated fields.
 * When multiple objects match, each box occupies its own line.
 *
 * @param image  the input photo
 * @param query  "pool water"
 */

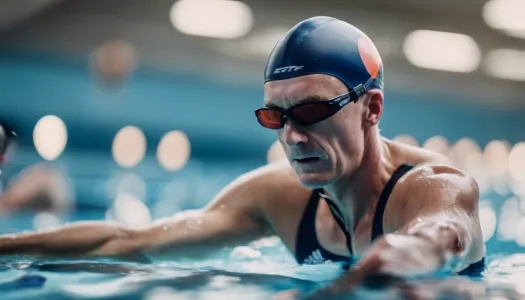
xmin=1 ymin=211 xmax=525 ymax=299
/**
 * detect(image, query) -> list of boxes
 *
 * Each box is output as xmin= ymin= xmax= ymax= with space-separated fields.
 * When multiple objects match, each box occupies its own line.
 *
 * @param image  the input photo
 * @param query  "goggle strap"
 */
xmin=350 ymin=77 xmax=374 ymax=100
xmin=350 ymin=84 xmax=365 ymax=100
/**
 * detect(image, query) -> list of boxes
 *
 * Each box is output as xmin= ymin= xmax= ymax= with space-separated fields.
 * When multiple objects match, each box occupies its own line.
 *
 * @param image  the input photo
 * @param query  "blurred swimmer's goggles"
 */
xmin=255 ymin=80 xmax=370 ymax=129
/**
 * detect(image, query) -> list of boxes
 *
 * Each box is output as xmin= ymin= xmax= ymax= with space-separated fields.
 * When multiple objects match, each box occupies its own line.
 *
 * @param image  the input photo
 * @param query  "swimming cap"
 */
xmin=264 ymin=16 xmax=384 ymax=92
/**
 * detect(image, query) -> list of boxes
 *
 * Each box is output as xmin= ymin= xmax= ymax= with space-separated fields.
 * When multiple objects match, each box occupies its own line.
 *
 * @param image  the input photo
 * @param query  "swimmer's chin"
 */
xmin=295 ymin=173 xmax=334 ymax=189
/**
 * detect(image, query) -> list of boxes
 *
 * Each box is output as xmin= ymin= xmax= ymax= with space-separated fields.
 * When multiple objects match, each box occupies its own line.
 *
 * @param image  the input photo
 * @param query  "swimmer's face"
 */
xmin=263 ymin=74 xmax=383 ymax=187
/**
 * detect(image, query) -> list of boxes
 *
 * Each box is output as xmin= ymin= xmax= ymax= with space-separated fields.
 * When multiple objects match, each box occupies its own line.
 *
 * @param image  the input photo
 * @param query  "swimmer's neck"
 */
xmin=322 ymin=131 xmax=394 ymax=229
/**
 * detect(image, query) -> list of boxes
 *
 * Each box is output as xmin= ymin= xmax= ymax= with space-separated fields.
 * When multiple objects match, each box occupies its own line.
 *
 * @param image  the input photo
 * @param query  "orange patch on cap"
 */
xmin=358 ymin=36 xmax=382 ymax=79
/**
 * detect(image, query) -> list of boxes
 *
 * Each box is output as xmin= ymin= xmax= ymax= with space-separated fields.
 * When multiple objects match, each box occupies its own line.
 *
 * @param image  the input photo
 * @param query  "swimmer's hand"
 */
xmin=361 ymin=234 xmax=449 ymax=276
xmin=302 ymin=232 xmax=462 ymax=299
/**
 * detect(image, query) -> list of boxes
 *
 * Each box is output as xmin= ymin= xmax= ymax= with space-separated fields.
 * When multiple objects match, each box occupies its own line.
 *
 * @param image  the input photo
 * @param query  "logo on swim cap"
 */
xmin=273 ymin=65 xmax=304 ymax=74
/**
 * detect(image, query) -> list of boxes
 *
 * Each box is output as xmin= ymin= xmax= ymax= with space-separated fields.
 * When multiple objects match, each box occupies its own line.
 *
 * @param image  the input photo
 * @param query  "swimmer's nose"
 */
xmin=281 ymin=122 xmax=308 ymax=147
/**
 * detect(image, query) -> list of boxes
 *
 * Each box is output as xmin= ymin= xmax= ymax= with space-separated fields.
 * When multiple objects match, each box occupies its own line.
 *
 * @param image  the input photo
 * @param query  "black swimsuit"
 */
xmin=295 ymin=164 xmax=485 ymax=275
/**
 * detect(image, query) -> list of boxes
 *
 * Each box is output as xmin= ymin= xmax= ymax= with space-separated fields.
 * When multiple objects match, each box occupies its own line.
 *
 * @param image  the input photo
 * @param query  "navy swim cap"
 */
xmin=264 ymin=16 xmax=384 ymax=92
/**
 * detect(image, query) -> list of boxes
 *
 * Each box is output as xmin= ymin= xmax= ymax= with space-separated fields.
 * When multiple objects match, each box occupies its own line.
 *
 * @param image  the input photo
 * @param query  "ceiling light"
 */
xmin=403 ymin=30 xmax=481 ymax=73
xmin=170 ymin=0 xmax=253 ymax=39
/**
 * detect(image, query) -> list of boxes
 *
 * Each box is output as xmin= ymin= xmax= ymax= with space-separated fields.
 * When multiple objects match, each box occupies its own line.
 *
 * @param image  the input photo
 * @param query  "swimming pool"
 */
xmin=0 ymin=210 xmax=524 ymax=300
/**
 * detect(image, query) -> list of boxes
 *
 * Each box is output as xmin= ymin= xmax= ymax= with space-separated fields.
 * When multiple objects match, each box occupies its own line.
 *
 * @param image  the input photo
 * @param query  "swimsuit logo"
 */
xmin=303 ymin=249 xmax=326 ymax=265
xmin=273 ymin=66 xmax=304 ymax=74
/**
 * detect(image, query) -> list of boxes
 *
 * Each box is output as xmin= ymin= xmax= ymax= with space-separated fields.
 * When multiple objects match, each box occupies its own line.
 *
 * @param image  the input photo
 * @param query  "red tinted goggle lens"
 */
xmin=256 ymin=102 xmax=330 ymax=129
xmin=256 ymin=109 xmax=283 ymax=129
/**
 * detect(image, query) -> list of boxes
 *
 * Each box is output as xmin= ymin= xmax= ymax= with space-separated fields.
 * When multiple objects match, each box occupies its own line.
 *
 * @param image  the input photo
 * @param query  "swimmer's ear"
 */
xmin=363 ymin=89 xmax=383 ymax=126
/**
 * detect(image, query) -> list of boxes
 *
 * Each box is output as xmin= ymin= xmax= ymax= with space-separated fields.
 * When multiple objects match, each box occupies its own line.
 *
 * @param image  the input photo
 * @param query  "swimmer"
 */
xmin=0 ymin=17 xmax=484 ymax=298
xmin=0 ymin=124 xmax=71 ymax=215
xmin=0 ymin=122 xmax=17 ymax=168
xmin=0 ymin=164 xmax=73 ymax=214
xmin=0 ymin=122 xmax=17 ymax=198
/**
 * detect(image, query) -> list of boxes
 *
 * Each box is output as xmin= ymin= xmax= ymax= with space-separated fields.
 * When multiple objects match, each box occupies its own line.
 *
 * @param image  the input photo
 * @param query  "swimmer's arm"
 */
xmin=118 ymin=205 xmax=269 ymax=260
xmin=0 ymin=204 xmax=265 ymax=260
xmin=0 ymin=221 xmax=134 ymax=258
xmin=0 ymin=164 xmax=288 ymax=259
xmin=0 ymin=210 xmax=262 ymax=260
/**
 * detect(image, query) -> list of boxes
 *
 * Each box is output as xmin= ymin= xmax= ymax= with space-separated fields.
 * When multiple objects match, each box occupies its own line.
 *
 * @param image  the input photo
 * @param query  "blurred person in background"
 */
xmin=90 ymin=39 xmax=137 ymax=87
xmin=0 ymin=17 xmax=485 ymax=298
xmin=0 ymin=123 xmax=72 ymax=215
xmin=0 ymin=122 xmax=18 ymax=196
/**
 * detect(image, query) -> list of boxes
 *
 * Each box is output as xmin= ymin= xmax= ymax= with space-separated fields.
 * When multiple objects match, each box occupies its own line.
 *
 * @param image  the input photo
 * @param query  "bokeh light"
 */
xmin=447 ymin=138 xmax=482 ymax=170
xmin=170 ymin=0 xmax=253 ymax=39
xmin=112 ymin=126 xmax=147 ymax=168
xmin=157 ymin=130 xmax=190 ymax=171
xmin=153 ymin=179 xmax=190 ymax=218
xmin=484 ymin=49 xmax=525 ymax=81
xmin=32 ymin=211 xmax=62 ymax=231
xmin=498 ymin=197 xmax=522 ymax=241
xmin=33 ymin=115 xmax=68 ymax=161
xmin=403 ymin=30 xmax=481 ymax=72
xmin=483 ymin=0 xmax=525 ymax=39
xmin=116 ymin=172 xmax=146 ymax=200
xmin=483 ymin=140 xmax=510 ymax=179
xmin=479 ymin=202 xmax=497 ymax=242
xmin=241 ymin=28 xmax=288 ymax=57
xmin=448 ymin=138 xmax=490 ymax=193
xmin=113 ymin=193 xmax=151 ymax=228
xmin=422 ymin=136 xmax=450 ymax=155
xmin=509 ymin=142 xmax=525 ymax=184
xmin=392 ymin=134 xmax=419 ymax=147
xmin=513 ymin=219 xmax=525 ymax=247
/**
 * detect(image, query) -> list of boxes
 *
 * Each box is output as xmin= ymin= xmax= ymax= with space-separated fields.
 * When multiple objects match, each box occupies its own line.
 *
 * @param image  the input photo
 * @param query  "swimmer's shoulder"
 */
xmin=383 ymin=163 xmax=480 ymax=233
xmin=210 ymin=159 xmax=312 ymax=211
xmin=396 ymin=163 xmax=477 ymax=190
